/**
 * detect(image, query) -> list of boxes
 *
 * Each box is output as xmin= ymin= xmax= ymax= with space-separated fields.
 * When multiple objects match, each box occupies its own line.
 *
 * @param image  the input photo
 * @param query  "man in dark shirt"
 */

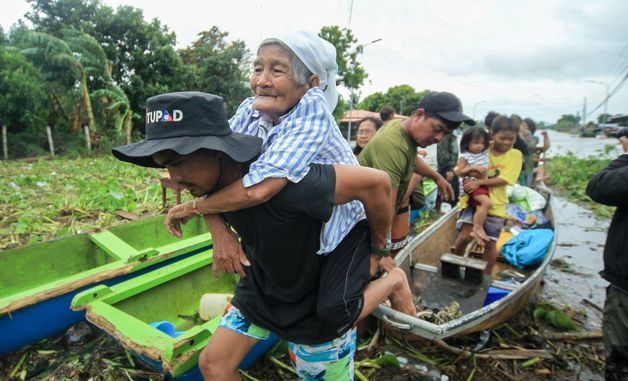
xmin=586 ymin=130 xmax=628 ymax=381
xmin=437 ymin=132 xmax=460 ymax=203
xmin=113 ymin=91 xmax=416 ymax=381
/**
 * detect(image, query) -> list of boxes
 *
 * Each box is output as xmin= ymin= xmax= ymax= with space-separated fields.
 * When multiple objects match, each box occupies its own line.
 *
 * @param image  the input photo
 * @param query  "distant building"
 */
xmin=609 ymin=115 xmax=628 ymax=124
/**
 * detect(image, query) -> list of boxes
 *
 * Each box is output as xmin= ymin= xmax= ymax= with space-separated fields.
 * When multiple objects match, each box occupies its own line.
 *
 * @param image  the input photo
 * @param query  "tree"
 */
xmin=26 ymin=0 xmax=101 ymax=36
xmin=0 ymin=47 xmax=47 ymax=133
xmin=319 ymin=26 xmax=367 ymax=92
xmin=358 ymin=85 xmax=429 ymax=115
xmin=26 ymin=0 xmax=193 ymax=135
xmin=597 ymin=113 xmax=612 ymax=124
xmin=19 ymin=30 xmax=100 ymax=132
xmin=179 ymin=27 xmax=252 ymax=116
xmin=555 ymin=114 xmax=579 ymax=131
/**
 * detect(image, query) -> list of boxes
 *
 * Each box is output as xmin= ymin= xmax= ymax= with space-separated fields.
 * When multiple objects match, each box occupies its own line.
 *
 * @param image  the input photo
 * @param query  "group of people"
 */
xmin=108 ymin=28 xmax=625 ymax=381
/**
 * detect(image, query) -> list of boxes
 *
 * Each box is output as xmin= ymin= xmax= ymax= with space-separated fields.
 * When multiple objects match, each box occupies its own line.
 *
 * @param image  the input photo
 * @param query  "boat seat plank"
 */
xmin=440 ymin=253 xmax=488 ymax=271
xmin=89 ymin=231 xmax=137 ymax=260
xmin=440 ymin=253 xmax=487 ymax=284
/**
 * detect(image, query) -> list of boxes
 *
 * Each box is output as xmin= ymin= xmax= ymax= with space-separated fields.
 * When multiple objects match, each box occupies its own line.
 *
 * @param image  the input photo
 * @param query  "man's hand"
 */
xmin=211 ymin=226 xmax=250 ymax=278
xmin=463 ymin=179 xmax=481 ymax=194
xmin=619 ymin=136 xmax=628 ymax=153
xmin=436 ymin=176 xmax=455 ymax=201
xmin=379 ymin=256 xmax=396 ymax=273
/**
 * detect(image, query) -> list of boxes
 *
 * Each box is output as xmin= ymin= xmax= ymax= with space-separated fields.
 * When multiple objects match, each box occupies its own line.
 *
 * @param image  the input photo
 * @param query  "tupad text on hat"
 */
xmin=147 ymin=109 xmax=183 ymax=124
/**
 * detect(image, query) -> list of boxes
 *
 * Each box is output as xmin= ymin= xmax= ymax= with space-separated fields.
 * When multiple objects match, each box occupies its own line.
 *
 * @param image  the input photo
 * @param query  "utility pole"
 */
xmin=581 ymin=96 xmax=587 ymax=126
xmin=586 ymin=80 xmax=610 ymax=123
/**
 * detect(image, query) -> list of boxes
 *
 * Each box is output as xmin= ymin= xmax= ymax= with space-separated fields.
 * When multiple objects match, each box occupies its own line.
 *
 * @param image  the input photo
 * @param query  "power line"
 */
xmin=587 ymin=72 xmax=628 ymax=118
xmin=607 ymin=42 xmax=628 ymax=81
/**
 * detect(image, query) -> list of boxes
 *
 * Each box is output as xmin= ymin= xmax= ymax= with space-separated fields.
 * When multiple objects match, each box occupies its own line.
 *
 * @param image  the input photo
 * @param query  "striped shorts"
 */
xmin=221 ymin=306 xmax=357 ymax=380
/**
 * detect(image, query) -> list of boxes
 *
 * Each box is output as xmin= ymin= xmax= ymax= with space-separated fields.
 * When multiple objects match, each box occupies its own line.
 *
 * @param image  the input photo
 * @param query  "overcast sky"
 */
xmin=2 ymin=0 xmax=627 ymax=124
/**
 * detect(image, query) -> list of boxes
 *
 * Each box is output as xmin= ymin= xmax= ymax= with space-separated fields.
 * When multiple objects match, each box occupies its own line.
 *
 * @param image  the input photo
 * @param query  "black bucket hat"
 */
xmin=418 ymin=91 xmax=476 ymax=126
xmin=112 ymin=92 xmax=262 ymax=168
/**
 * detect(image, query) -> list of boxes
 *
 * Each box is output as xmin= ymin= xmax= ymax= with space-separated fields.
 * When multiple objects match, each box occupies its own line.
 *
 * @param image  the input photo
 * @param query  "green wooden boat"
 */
xmin=71 ymin=251 xmax=279 ymax=379
xmin=0 ymin=215 xmax=211 ymax=356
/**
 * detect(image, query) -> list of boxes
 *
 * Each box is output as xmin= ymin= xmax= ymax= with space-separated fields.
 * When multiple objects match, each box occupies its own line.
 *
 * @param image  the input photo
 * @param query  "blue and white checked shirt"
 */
xmin=229 ymin=87 xmax=366 ymax=254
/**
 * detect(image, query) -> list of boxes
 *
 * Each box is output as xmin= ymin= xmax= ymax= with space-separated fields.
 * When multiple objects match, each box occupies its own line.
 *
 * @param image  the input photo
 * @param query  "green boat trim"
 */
xmin=72 ymin=251 xmax=237 ymax=376
xmin=0 ymin=215 xmax=212 ymax=315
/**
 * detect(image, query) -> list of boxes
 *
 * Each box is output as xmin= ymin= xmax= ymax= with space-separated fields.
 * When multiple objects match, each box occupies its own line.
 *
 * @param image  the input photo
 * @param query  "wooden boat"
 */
xmin=373 ymin=183 xmax=557 ymax=340
xmin=0 ymin=215 xmax=212 ymax=356
xmin=71 ymin=251 xmax=279 ymax=379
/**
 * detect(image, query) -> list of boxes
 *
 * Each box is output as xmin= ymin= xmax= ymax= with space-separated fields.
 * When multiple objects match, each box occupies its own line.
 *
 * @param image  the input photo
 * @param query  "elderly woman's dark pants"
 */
xmin=604 ymin=285 xmax=628 ymax=380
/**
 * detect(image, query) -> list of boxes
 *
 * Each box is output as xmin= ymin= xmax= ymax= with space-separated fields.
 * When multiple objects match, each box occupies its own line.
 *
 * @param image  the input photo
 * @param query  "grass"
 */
xmin=0 ymin=155 xmax=189 ymax=250
xmin=545 ymin=153 xmax=615 ymax=219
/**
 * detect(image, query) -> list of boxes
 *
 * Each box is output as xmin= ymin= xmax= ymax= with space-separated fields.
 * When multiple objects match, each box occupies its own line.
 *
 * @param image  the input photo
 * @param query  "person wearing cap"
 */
xmin=359 ymin=91 xmax=471 ymax=258
xmin=113 ymin=91 xmax=416 ymax=381
xmin=163 ymin=31 xmax=372 ymax=280
xmin=586 ymin=129 xmax=628 ymax=380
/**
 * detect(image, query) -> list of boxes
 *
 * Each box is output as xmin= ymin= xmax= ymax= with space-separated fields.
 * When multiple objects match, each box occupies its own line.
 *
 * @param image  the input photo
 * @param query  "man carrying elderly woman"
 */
xmin=158 ymin=31 xmax=413 ymax=380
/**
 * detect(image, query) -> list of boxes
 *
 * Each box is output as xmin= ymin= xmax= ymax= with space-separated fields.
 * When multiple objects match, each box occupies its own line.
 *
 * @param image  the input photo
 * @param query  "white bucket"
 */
xmin=198 ymin=293 xmax=233 ymax=321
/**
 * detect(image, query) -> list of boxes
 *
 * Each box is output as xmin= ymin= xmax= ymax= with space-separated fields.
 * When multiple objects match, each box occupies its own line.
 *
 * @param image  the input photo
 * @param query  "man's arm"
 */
xmin=415 ymin=156 xmax=454 ymax=201
xmin=334 ymin=165 xmax=392 ymax=251
xmin=586 ymin=137 xmax=628 ymax=208
xmin=334 ymin=165 xmax=394 ymax=275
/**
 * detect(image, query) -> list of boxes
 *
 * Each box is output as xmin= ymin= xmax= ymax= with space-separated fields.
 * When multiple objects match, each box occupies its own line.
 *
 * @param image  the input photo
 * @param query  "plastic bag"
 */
xmin=501 ymin=229 xmax=554 ymax=269
xmin=507 ymin=184 xmax=547 ymax=212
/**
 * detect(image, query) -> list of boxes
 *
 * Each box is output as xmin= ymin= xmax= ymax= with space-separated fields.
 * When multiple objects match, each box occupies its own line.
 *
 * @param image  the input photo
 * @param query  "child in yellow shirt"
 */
xmin=454 ymin=115 xmax=522 ymax=275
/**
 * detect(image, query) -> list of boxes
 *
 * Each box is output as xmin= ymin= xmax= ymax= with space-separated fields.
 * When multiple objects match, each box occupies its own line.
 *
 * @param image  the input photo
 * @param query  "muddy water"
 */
xmin=545 ymin=130 xmax=622 ymax=158
xmin=541 ymin=195 xmax=609 ymax=327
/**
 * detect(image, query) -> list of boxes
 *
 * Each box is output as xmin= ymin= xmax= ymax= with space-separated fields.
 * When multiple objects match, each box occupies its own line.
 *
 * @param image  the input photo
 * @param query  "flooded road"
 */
xmin=541 ymin=195 xmax=609 ymax=328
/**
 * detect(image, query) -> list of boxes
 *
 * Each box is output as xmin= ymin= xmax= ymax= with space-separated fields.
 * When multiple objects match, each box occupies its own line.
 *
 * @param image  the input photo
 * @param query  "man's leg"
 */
xmin=289 ymin=328 xmax=358 ymax=381
xmin=603 ymin=286 xmax=628 ymax=381
xmin=199 ymin=306 xmax=263 ymax=381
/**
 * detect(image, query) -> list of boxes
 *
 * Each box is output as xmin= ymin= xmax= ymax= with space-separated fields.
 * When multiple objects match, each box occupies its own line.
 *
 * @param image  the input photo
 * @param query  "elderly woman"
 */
xmin=165 ymin=31 xmax=372 ymax=270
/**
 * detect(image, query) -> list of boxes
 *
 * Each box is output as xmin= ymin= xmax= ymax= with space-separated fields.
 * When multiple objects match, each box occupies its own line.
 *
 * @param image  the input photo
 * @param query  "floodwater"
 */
xmin=537 ymin=131 xmax=615 ymax=322
xmin=541 ymin=195 xmax=609 ymax=326
xmin=545 ymin=129 xmax=622 ymax=158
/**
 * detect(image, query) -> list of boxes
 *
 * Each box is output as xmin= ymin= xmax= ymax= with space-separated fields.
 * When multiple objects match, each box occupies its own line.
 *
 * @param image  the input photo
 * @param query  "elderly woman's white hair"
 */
xmin=258 ymin=31 xmax=339 ymax=112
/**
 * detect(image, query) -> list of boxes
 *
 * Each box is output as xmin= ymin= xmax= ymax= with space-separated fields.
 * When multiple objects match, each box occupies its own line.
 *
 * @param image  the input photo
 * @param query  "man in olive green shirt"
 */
xmin=359 ymin=91 xmax=474 ymax=257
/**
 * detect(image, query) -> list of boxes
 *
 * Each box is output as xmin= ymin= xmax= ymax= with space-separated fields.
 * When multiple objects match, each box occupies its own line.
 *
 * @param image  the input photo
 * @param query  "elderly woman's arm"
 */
xmin=163 ymin=178 xmax=288 ymax=278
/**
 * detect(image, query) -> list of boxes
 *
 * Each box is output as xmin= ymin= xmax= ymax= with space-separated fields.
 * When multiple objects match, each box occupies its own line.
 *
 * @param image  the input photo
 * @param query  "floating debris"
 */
xmin=414 ymin=298 xmax=462 ymax=324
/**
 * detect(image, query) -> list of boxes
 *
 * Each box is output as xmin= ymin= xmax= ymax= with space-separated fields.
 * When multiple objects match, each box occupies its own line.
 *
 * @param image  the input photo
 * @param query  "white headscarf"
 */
xmin=270 ymin=31 xmax=339 ymax=112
